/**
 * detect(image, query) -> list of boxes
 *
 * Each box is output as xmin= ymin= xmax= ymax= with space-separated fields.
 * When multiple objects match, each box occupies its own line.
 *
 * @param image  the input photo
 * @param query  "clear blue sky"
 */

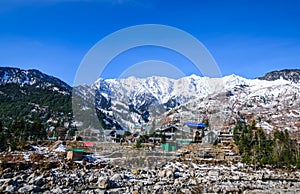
xmin=0 ymin=0 xmax=299 ymax=85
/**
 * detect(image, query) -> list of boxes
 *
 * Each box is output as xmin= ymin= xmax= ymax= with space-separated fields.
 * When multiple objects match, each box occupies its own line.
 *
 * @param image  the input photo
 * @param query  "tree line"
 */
xmin=0 ymin=118 xmax=47 ymax=151
xmin=233 ymin=120 xmax=300 ymax=168
xmin=0 ymin=83 xmax=72 ymax=122
xmin=0 ymin=117 xmax=78 ymax=151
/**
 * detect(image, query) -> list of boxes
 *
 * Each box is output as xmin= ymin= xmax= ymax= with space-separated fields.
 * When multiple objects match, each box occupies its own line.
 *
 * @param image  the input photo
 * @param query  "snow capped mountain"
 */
xmin=74 ymin=70 xmax=300 ymax=134
xmin=174 ymin=74 xmax=300 ymax=134
xmin=73 ymin=75 xmax=215 ymax=130
xmin=94 ymin=74 xmax=213 ymax=104
xmin=1 ymin=66 xmax=299 ymax=134
xmin=88 ymin=75 xmax=217 ymax=129
xmin=0 ymin=67 xmax=71 ymax=92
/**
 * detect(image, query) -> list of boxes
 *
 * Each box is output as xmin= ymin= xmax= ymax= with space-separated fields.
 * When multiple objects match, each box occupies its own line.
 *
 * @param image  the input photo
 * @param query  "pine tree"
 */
xmin=136 ymin=138 xmax=142 ymax=149
xmin=234 ymin=120 xmax=299 ymax=168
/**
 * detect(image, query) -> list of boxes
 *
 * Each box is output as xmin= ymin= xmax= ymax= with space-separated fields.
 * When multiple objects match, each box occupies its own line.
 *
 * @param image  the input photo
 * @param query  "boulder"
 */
xmin=97 ymin=176 xmax=109 ymax=189
xmin=208 ymin=170 xmax=219 ymax=177
xmin=110 ymin=173 xmax=122 ymax=182
xmin=131 ymin=169 xmax=138 ymax=175
xmin=166 ymin=170 xmax=173 ymax=178
xmin=34 ymin=176 xmax=45 ymax=187
xmin=18 ymin=185 xmax=40 ymax=193
xmin=158 ymin=170 xmax=166 ymax=178
xmin=5 ymin=185 xmax=16 ymax=193
xmin=88 ymin=175 xmax=96 ymax=183
xmin=50 ymin=187 xmax=63 ymax=194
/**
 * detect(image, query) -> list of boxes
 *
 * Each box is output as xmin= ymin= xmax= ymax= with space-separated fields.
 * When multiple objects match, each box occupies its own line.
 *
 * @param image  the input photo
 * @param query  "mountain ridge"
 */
xmin=0 ymin=67 xmax=71 ymax=92
xmin=76 ymin=70 xmax=300 ymax=133
xmin=258 ymin=69 xmax=300 ymax=83
xmin=1 ymin=66 xmax=300 ymax=135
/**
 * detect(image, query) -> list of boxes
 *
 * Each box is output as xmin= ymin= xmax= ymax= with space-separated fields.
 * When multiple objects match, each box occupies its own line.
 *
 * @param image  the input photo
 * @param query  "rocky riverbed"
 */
xmin=1 ymin=143 xmax=300 ymax=193
xmin=1 ymin=159 xmax=300 ymax=193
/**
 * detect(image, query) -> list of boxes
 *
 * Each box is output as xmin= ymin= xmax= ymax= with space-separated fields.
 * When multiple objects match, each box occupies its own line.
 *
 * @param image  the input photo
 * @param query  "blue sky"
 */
xmin=0 ymin=0 xmax=299 ymax=85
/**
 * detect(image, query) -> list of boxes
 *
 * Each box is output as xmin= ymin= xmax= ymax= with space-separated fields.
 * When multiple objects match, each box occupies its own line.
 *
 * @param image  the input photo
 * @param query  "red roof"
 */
xmin=84 ymin=142 xmax=95 ymax=147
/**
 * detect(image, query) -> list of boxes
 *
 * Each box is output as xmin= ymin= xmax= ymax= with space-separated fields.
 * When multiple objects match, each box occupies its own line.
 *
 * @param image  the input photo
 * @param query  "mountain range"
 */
xmin=0 ymin=67 xmax=299 ymax=136
xmin=74 ymin=69 xmax=300 ymax=135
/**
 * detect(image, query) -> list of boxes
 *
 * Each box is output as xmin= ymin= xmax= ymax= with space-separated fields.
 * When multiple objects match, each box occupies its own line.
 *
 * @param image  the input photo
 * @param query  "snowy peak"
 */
xmin=0 ymin=67 xmax=71 ymax=92
xmin=3 ymin=66 xmax=298 ymax=133
xmin=93 ymin=72 xmax=299 ymax=111
xmin=223 ymin=74 xmax=248 ymax=87
xmin=85 ymin=70 xmax=300 ymax=132
xmin=94 ymin=74 xmax=213 ymax=105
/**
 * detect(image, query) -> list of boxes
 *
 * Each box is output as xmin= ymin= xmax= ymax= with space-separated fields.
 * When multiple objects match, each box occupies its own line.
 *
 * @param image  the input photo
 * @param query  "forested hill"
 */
xmin=0 ymin=67 xmax=72 ymax=126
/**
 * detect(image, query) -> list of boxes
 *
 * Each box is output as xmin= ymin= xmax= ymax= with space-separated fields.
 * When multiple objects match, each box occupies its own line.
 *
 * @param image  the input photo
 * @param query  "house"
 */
xmin=184 ymin=122 xmax=206 ymax=130
xmin=66 ymin=141 xmax=94 ymax=161
xmin=151 ymin=125 xmax=193 ymax=152
xmin=184 ymin=122 xmax=206 ymax=143
xmin=154 ymin=125 xmax=186 ymax=142
xmin=67 ymin=148 xmax=84 ymax=161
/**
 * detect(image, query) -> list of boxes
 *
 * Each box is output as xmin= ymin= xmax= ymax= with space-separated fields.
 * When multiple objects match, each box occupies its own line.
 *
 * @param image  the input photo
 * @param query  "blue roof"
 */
xmin=184 ymin=122 xmax=206 ymax=128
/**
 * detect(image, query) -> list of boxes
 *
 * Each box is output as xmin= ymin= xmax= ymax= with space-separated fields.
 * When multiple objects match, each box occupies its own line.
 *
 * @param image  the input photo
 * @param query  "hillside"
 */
xmin=0 ymin=67 xmax=72 ymax=128
xmin=1 ymin=67 xmax=299 ymax=137
xmin=258 ymin=69 xmax=300 ymax=83
xmin=74 ymin=70 xmax=300 ymax=135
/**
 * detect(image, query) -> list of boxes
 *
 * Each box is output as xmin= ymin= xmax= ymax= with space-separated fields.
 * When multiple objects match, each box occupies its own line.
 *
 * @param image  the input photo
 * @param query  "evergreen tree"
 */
xmin=0 ymin=120 xmax=5 ymax=149
xmin=234 ymin=119 xmax=300 ymax=168
xmin=68 ymin=125 xmax=78 ymax=137
xmin=136 ymin=138 xmax=142 ymax=148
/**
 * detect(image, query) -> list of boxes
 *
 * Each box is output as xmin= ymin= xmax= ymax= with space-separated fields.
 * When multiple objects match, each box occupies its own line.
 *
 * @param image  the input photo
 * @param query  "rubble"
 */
xmin=1 ymin=142 xmax=300 ymax=193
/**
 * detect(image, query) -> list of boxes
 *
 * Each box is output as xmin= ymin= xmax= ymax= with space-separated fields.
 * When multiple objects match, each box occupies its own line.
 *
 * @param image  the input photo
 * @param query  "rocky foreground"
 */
xmin=1 ymin=143 xmax=300 ymax=193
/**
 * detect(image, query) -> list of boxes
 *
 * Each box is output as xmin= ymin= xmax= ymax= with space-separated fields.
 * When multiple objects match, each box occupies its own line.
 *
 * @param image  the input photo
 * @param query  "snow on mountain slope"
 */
xmin=74 ymin=71 xmax=300 ymax=133
xmin=0 ymin=67 xmax=71 ymax=93
xmin=94 ymin=74 xmax=213 ymax=104
xmin=1 ymin=66 xmax=298 ymax=134
xmin=170 ymin=75 xmax=300 ymax=134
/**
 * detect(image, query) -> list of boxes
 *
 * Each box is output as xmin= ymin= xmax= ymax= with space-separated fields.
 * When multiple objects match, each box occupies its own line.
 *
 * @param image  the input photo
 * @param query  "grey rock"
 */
xmin=3 ymin=178 xmax=13 ymax=187
xmin=5 ymin=185 xmax=16 ymax=193
xmin=231 ymin=175 xmax=240 ymax=181
xmin=51 ymin=187 xmax=63 ymax=193
xmin=34 ymin=176 xmax=45 ymax=187
xmin=94 ymin=189 xmax=106 ymax=194
xmin=18 ymin=185 xmax=40 ymax=193
xmin=88 ymin=175 xmax=96 ymax=183
xmin=158 ymin=170 xmax=166 ymax=178
xmin=12 ymin=175 xmax=21 ymax=182
xmin=97 ymin=176 xmax=109 ymax=189
xmin=110 ymin=173 xmax=122 ymax=182
xmin=180 ymin=188 xmax=192 ymax=194
xmin=0 ymin=186 xmax=5 ymax=192
xmin=154 ymin=184 xmax=162 ymax=190
xmin=188 ymin=178 xmax=198 ymax=185
xmin=208 ymin=170 xmax=219 ymax=177
xmin=174 ymin=178 xmax=182 ymax=186
xmin=166 ymin=170 xmax=173 ymax=178
xmin=2 ymin=173 xmax=13 ymax=179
